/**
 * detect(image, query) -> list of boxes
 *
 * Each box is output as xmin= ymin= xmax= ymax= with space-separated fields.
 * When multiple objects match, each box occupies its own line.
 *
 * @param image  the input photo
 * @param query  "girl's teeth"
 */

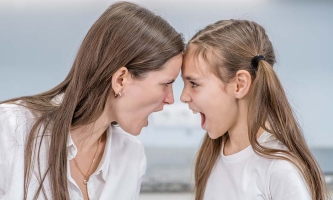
xmin=192 ymin=110 xmax=198 ymax=114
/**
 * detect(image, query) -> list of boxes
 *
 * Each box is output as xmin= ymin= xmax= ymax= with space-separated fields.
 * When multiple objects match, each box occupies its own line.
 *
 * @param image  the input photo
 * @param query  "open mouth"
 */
xmin=192 ymin=109 xmax=206 ymax=128
xmin=200 ymin=112 xmax=206 ymax=127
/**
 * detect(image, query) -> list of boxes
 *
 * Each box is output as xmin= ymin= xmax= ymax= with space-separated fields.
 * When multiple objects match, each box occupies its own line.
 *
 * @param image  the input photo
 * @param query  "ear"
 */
xmin=234 ymin=70 xmax=252 ymax=99
xmin=111 ymin=67 xmax=132 ymax=96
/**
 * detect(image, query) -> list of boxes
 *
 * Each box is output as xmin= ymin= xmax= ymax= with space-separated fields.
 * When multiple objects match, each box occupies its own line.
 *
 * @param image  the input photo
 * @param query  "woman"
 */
xmin=180 ymin=19 xmax=329 ymax=200
xmin=0 ymin=2 xmax=184 ymax=199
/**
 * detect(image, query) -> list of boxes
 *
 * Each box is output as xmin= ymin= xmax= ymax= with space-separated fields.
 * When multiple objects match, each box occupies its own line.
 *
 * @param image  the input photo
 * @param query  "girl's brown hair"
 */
xmin=188 ymin=20 xmax=329 ymax=200
xmin=1 ymin=1 xmax=184 ymax=199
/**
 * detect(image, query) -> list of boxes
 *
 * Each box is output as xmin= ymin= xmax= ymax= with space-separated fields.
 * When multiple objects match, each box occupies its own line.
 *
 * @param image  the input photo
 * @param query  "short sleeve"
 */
xmin=268 ymin=160 xmax=311 ymax=200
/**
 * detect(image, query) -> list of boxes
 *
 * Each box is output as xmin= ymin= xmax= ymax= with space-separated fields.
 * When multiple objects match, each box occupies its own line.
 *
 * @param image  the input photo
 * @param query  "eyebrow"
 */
xmin=181 ymin=74 xmax=199 ymax=81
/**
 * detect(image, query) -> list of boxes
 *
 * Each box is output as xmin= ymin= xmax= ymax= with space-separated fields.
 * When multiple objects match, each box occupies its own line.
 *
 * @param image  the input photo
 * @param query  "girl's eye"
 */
xmin=190 ymin=81 xmax=198 ymax=88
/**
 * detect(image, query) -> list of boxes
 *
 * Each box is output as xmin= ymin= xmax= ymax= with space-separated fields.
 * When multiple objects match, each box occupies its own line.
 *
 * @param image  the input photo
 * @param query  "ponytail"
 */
xmin=248 ymin=60 xmax=329 ymax=200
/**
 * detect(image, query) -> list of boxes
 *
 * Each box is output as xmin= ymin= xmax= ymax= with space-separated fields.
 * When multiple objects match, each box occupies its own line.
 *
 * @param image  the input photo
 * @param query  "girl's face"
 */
xmin=113 ymin=54 xmax=183 ymax=135
xmin=180 ymin=51 xmax=239 ymax=139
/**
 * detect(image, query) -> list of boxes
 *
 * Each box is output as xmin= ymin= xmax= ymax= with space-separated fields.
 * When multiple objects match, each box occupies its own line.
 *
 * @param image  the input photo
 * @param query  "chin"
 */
xmin=208 ymin=133 xmax=219 ymax=139
xmin=119 ymin=124 xmax=142 ymax=136
xmin=129 ymin=130 xmax=141 ymax=136
xmin=207 ymin=131 xmax=223 ymax=140
xmin=126 ymin=128 xmax=142 ymax=136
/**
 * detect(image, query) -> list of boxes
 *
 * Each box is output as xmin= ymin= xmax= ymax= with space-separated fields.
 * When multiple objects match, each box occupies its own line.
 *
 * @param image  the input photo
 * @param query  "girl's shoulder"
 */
xmin=266 ymin=159 xmax=311 ymax=199
xmin=258 ymin=131 xmax=288 ymax=151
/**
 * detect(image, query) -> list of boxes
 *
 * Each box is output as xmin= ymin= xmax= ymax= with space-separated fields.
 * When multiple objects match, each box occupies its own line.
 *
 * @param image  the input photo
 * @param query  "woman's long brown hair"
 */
xmin=189 ymin=20 xmax=329 ymax=200
xmin=1 ymin=2 xmax=184 ymax=199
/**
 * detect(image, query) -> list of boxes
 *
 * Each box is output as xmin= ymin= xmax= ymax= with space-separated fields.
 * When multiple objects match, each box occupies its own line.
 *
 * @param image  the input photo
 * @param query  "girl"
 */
xmin=180 ymin=20 xmax=329 ymax=200
xmin=0 ymin=2 xmax=183 ymax=199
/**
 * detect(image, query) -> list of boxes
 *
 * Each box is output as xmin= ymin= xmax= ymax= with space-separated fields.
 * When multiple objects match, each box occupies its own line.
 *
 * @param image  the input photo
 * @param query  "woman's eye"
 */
xmin=165 ymin=81 xmax=174 ymax=87
xmin=190 ymin=81 xmax=198 ymax=88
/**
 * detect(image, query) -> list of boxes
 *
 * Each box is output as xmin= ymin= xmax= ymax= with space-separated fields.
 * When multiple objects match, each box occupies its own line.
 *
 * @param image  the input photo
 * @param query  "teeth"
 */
xmin=192 ymin=110 xmax=198 ymax=114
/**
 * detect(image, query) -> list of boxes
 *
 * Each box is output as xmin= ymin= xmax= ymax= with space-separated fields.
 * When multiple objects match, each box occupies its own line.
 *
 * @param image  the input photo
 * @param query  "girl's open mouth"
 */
xmin=200 ymin=112 xmax=206 ymax=128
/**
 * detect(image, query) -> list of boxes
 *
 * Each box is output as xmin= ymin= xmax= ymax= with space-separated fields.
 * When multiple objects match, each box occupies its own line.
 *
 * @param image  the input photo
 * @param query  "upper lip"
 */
xmin=189 ymin=106 xmax=197 ymax=110
xmin=189 ymin=107 xmax=201 ymax=113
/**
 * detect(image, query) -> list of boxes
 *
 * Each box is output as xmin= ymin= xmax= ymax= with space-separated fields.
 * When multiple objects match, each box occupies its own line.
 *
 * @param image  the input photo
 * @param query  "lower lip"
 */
xmin=144 ymin=120 xmax=149 ymax=127
xmin=200 ymin=112 xmax=206 ymax=129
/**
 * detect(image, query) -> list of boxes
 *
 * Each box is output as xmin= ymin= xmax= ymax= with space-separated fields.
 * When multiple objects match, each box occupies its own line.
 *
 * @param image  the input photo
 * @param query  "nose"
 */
xmin=180 ymin=87 xmax=191 ymax=103
xmin=164 ymin=86 xmax=175 ymax=104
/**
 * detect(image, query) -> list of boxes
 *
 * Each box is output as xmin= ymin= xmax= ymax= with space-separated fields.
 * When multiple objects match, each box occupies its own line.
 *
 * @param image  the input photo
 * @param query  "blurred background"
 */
xmin=0 ymin=0 xmax=332 ymax=199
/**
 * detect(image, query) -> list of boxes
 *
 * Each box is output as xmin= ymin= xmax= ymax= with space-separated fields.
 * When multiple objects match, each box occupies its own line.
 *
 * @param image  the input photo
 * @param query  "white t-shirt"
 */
xmin=0 ymin=103 xmax=146 ymax=200
xmin=204 ymin=131 xmax=311 ymax=200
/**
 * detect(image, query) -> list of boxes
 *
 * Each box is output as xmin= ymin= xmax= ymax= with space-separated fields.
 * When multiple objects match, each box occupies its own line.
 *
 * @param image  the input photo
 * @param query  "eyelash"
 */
xmin=165 ymin=82 xmax=173 ymax=87
xmin=190 ymin=81 xmax=198 ymax=88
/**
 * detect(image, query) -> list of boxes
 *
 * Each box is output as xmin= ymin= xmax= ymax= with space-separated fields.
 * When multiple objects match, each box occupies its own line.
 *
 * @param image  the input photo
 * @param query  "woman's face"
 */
xmin=180 ymin=50 xmax=239 ymax=139
xmin=115 ymin=54 xmax=183 ymax=135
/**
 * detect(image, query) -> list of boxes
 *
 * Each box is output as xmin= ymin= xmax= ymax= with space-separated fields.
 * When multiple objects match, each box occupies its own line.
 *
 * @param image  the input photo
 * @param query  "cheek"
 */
xmin=137 ymin=89 xmax=166 ymax=111
xmin=150 ymin=91 xmax=166 ymax=108
xmin=214 ymin=96 xmax=236 ymax=118
xmin=190 ymin=91 xmax=204 ymax=104
xmin=214 ymin=97 xmax=238 ymax=126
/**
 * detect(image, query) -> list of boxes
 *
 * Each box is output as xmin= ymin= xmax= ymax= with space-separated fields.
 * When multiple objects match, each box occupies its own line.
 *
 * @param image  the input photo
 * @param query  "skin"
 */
xmin=110 ymin=53 xmax=183 ymax=135
xmin=180 ymin=46 xmax=264 ymax=156
xmin=70 ymin=53 xmax=183 ymax=199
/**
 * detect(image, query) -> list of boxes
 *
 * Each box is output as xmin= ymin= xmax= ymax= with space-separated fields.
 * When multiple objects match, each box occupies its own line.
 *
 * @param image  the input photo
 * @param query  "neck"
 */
xmin=224 ymin=98 xmax=265 ymax=155
xmin=70 ymin=106 xmax=113 ymax=153
xmin=224 ymin=117 xmax=249 ymax=155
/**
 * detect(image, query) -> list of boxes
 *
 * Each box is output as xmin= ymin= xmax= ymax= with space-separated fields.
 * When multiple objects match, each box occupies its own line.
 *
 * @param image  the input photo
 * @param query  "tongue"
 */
xmin=200 ymin=112 xmax=206 ymax=126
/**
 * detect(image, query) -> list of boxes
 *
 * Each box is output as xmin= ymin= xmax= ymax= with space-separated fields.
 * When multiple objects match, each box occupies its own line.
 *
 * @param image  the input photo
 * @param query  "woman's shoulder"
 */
xmin=0 ymin=101 xmax=35 ymax=123
xmin=0 ymin=102 xmax=35 ymax=140
xmin=0 ymin=101 xmax=34 ymax=114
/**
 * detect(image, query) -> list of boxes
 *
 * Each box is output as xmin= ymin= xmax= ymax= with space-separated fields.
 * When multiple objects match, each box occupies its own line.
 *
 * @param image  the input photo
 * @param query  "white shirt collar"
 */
xmin=66 ymin=126 xmax=113 ymax=181
xmin=95 ymin=127 xmax=112 ymax=181
xmin=67 ymin=134 xmax=77 ymax=161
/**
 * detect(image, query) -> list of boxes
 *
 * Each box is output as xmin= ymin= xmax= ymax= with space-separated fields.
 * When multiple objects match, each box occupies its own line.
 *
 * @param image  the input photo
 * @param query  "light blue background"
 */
xmin=1 ymin=0 xmax=332 ymax=147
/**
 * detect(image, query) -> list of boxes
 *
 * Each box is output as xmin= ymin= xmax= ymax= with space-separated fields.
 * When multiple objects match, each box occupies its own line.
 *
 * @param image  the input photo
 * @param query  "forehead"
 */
xmin=181 ymin=47 xmax=211 ymax=78
xmin=147 ymin=54 xmax=183 ymax=79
